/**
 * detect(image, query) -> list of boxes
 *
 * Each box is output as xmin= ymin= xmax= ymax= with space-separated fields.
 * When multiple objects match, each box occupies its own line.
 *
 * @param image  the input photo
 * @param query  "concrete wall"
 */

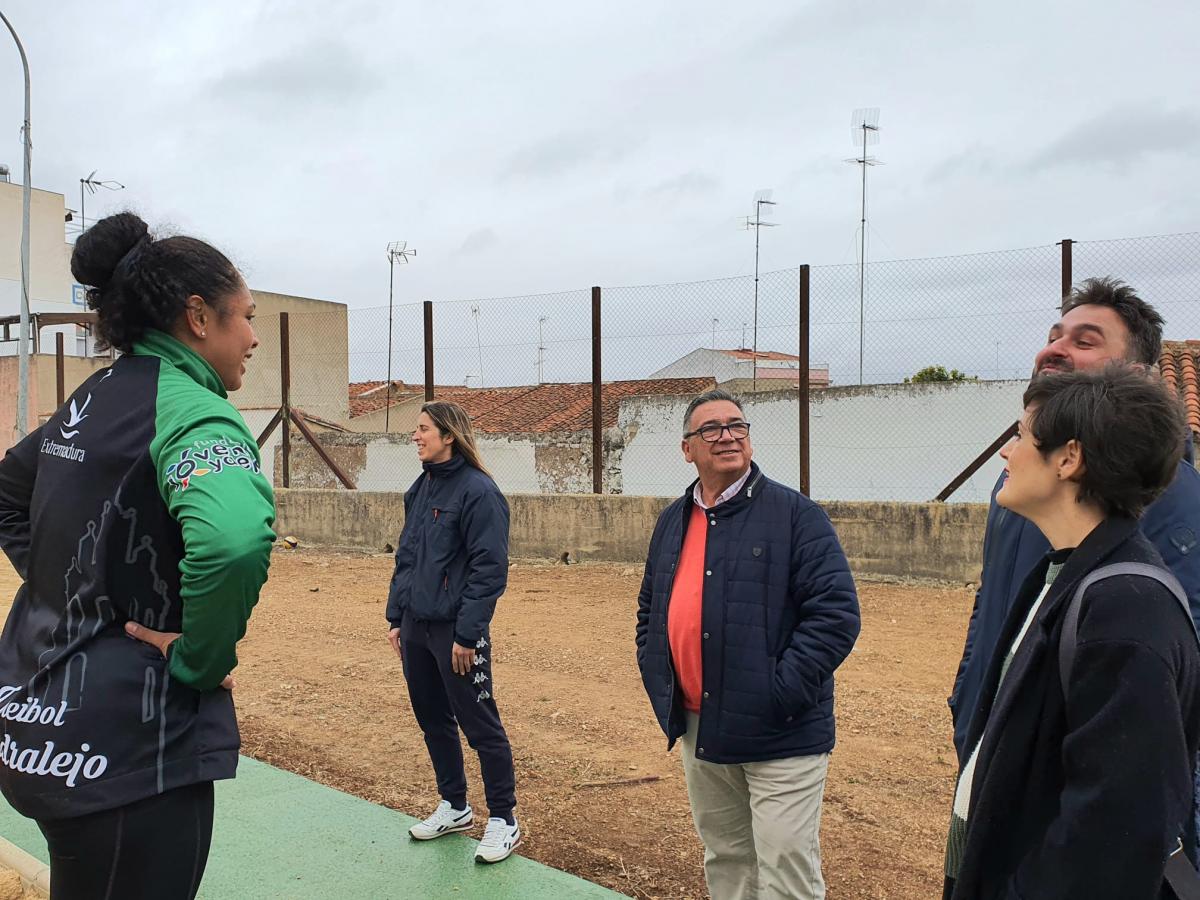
xmin=619 ymin=379 xmax=1028 ymax=503
xmin=275 ymin=430 xmax=624 ymax=494
xmin=347 ymin=394 xmax=425 ymax=435
xmin=0 ymin=183 xmax=74 ymax=319
xmin=1 ymin=358 xmax=293 ymax=463
xmin=0 ymin=353 xmax=111 ymax=449
xmin=273 ymin=488 xmax=989 ymax=582
xmin=241 ymin=292 xmax=350 ymax=425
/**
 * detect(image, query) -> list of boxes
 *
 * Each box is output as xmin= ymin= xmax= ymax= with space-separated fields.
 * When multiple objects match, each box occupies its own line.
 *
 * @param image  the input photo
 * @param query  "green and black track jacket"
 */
xmin=0 ymin=330 xmax=275 ymax=820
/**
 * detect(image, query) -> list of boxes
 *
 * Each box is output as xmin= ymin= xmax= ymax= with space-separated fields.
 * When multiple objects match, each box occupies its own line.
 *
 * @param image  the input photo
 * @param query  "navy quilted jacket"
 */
xmin=635 ymin=463 xmax=861 ymax=764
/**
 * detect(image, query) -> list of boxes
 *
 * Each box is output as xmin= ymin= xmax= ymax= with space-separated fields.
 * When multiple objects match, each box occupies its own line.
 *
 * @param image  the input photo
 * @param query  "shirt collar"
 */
xmin=692 ymin=466 xmax=752 ymax=510
xmin=131 ymin=329 xmax=227 ymax=398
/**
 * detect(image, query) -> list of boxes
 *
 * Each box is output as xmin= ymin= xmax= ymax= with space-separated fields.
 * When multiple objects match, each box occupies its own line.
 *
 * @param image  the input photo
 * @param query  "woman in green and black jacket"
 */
xmin=0 ymin=213 xmax=275 ymax=900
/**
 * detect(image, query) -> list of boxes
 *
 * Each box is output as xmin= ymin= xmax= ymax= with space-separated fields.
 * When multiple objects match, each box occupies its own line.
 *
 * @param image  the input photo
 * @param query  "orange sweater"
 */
xmin=668 ymin=503 xmax=708 ymax=713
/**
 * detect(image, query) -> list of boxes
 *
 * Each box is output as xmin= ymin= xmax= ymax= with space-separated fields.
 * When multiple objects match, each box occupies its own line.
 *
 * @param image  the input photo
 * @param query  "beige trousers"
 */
xmin=680 ymin=712 xmax=829 ymax=900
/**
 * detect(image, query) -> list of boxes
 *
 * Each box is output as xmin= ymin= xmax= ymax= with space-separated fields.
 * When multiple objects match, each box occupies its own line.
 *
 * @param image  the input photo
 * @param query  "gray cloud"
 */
xmin=207 ymin=38 xmax=380 ymax=106
xmin=925 ymin=146 xmax=1001 ymax=184
xmin=1024 ymin=105 xmax=1200 ymax=174
xmin=645 ymin=171 xmax=720 ymax=199
xmin=501 ymin=131 xmax=637 ymax=180
xmin=458 ymin=228 xmax=499 ymax=256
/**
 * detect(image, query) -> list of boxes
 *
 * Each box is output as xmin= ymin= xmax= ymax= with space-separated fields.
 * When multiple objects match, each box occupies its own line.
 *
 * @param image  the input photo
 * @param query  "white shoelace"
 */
xmin=425 ymin=802 xmax=466 ymax=828
xmin=479 ymin=818 xmax=513 ymax=848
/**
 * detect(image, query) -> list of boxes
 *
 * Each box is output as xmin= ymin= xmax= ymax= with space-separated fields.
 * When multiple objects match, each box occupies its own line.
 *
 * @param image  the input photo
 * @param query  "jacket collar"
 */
xmin=968 ymin=515 xmax=1138 ymax=777
xmin=423 ymin=454 xmax=467 ymax=478
xmin=131 ymin=329 xmax=227 ymax=398
xmin=684 ymin=462 xmax=765 ymax=517
xmin=1036 ymin=515 xmax=1140 ymax=605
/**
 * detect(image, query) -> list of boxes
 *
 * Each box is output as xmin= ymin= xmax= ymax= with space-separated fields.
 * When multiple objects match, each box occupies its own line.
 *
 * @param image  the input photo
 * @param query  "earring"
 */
xmin=201 ymin=331 xmax=206 ymax=337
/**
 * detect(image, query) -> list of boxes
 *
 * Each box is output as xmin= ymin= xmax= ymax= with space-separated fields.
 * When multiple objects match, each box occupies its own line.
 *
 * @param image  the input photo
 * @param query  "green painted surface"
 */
xmin=0 ymin=756 xmax=622 ymax=899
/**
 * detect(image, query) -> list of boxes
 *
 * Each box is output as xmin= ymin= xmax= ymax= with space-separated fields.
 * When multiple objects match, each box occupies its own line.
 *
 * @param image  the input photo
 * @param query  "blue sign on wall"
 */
xmin=71 ymin=284 xmax=87 ymax=307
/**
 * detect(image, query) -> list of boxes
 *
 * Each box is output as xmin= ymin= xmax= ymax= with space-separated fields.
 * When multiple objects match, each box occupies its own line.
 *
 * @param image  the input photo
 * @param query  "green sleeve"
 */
xmin=151 ymin=398 xmax=275 ymax=691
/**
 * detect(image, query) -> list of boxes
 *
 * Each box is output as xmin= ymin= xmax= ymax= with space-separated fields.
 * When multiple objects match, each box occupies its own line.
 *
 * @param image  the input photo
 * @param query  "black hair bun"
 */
xmin=70 ymin=212 xmax=150 ymax=290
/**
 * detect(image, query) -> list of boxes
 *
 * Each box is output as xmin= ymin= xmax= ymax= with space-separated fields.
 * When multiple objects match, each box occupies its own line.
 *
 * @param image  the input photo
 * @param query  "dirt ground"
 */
xmin=0 ymin=551 xmax=971 ymax=899
xmin=0 ymin=867 xmax=39 ymax=900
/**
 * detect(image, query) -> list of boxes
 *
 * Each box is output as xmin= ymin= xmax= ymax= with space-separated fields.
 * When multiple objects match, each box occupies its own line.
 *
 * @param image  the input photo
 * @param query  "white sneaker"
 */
xmin=409 ymin=800 xmax=474 ymax=840
xmin=474 ymin=816 xmax=521 ymax=863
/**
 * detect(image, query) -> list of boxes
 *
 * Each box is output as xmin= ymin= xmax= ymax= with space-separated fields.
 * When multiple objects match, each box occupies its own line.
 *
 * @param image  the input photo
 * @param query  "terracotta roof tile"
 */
xmin=1160 ymin=340 xmax=1200 ymax=439
xmin=348 ymin=377 xmax=716 ymax=433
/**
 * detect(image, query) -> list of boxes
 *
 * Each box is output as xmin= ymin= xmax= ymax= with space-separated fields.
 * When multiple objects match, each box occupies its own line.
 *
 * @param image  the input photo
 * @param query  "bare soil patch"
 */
xmin=0 ymin=551 xmax=971 ymax=898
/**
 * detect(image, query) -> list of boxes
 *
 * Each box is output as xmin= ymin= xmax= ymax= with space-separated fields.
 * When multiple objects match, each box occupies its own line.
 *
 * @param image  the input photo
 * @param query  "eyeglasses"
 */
xmin=684 ymin=421 xmax=751 ymax=442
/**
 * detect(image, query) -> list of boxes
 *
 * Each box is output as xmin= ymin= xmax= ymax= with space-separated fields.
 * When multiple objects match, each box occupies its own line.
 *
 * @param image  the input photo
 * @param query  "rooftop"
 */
xmin=1160 ymin=340 xmax=1200 ymax=437
xmin=348 ymin=377 xmax=717 ymax=433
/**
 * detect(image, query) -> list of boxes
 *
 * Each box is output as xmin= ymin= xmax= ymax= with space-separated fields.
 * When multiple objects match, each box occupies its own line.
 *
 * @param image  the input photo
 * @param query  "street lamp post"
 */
xmin=385 ymin=241 xmax=416 ymax=432
xmin=1 ymin=11 xmax=31 ymax=439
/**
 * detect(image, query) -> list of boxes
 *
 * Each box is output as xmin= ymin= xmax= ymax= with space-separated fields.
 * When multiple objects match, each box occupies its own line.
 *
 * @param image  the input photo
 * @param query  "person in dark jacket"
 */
xmin=945 ymin=365 xmax=1200 ymax=900
xmin=950 ymin=277 xmax=1200 ymax=767
xmin=635 ymin=388 xmax=860 ymax=900
xmin=385 ymin=401 xmax=519 ymax=864
xmin=0 ymin=213 xmax=275 ymax=900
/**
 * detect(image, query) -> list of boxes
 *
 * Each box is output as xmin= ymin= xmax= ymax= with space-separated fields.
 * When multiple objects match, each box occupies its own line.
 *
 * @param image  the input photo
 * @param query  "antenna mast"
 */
xmin=847 ymin=108 xmax=882 ymax=385
xmin=743 ymin=189 xmax=779 ymax=391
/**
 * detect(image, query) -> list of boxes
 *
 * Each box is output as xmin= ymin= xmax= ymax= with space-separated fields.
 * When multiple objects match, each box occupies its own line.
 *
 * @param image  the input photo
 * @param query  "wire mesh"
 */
xmin=245 ymin=232 xmax=1200 ymax=500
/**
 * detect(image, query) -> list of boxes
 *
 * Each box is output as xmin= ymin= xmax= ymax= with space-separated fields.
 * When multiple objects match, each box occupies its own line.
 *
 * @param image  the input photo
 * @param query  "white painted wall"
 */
xmin=649 ymin=348 xmax=807 ymax=382
xmin=0 ymin=182 xmax=89 ymax=358
xmin=353 ymin=435 xmax=541 ymax=494
xmin=619 ymin=380 xmax=1028 ymax=502
xmin=279 ymin=432 xmax=544 ymax=494
xmin=649 ymin=348 xmax=745 ymax=382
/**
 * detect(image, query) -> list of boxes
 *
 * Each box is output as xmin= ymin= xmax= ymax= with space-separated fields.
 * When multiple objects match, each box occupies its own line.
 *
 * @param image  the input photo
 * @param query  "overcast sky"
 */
xmin=2 ymin=0 xmax=1198 ymax=385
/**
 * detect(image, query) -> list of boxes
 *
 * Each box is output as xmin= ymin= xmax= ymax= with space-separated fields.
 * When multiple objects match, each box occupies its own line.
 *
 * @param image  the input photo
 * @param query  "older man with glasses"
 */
xmin=635 ymin=388 xmax=861 ymax=900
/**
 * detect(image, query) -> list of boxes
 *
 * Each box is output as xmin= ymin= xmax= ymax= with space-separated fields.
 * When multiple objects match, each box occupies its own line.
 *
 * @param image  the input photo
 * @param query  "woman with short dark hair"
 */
xmin=0 ymin=212 xmax=275 ymax=899
xmin=944 ymin=364 xmax=1200 ymax=899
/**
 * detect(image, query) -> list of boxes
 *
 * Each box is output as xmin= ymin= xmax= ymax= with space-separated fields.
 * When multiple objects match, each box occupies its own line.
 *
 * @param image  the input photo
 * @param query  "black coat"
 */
xmin=949 ymin=517 xmax=1200 ymax=900
xmin=635 ymin=463 xmax=860 ymax=764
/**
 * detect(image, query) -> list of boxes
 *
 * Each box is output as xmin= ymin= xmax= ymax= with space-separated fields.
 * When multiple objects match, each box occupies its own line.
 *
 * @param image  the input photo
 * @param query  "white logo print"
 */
xmin=59 ymin=395 xmax=92 ymax=440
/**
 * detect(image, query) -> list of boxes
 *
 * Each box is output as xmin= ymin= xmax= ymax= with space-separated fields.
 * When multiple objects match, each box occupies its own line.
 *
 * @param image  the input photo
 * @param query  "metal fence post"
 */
xmin=55 ymin=332 xmax=65 ymax=408
xmin=592 ymin=286 xmax=603 ymax=494
xmin=1059 ymin=238 xmax=1074 ymax=305
xmin=280 ymin=312 xmax=291 ymax=489
xmin=798 ymin=265 xmax=810 ymax=496
xmin=424 ymin=300 xmax=434 ymax=402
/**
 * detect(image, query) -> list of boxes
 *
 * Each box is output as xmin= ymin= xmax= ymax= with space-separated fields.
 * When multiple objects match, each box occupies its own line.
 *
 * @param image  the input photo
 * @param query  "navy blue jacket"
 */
xmin=635 ymin=463 xmax=861 ymax=764
xmin=386 ymin=455 xmax=510 ymax=647
xmin=950 ymin=440 xmax=1200 ymax=761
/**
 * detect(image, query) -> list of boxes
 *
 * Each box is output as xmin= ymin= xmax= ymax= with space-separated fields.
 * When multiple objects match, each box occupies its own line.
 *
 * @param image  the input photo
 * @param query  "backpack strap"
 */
xmin=1057 ymin=562 xmax=1200 ymax=897
xmin=1059 ymin=562 xmax=1198 ymax=690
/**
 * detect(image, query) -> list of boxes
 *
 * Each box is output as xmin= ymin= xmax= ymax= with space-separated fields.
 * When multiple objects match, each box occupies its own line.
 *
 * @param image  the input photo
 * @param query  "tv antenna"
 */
xmin=537 ymin=316 xmax=548 ymax=384
xmin=385 ymin=241 xmax=416 ymax=431
xmin=743 ymin=189 xmax=778 ymax=390
xmin=846 ymin=108 xmax=882 ymax=385
xmin=471 ymin=305 xmax=484 ymax=387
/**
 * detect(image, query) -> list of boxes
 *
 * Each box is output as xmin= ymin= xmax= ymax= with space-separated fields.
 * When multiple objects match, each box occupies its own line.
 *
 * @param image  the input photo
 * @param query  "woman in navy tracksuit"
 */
xmin=385 ymin=401 xmax=519 ymax=864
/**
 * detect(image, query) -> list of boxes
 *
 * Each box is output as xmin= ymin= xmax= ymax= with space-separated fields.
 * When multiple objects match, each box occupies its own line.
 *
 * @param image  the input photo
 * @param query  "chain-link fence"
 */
xmin=243 ymin=232 xmax=1200 ymax=502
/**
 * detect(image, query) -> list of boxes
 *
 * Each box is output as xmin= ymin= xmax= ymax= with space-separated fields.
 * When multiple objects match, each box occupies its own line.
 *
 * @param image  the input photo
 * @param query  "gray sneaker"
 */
xmin=409 ymin=801 xmax=474 ymax=840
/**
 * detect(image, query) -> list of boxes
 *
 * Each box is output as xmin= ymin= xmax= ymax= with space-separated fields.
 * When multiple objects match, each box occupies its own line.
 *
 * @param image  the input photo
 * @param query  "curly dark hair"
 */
xmin=1023 ymin=364 xmax=1186 ymax=518
xmin=70 ymin=212 xmax=244 ymax=353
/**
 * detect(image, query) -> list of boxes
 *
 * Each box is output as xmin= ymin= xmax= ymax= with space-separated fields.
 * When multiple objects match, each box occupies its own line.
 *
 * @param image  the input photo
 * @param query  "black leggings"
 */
xmin=36 ymin=781 xmax=214 ymax=900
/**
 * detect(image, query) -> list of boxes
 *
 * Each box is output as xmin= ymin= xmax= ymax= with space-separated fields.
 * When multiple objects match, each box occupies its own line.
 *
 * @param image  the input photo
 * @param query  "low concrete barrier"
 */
xmin=274 ymin=489 xmax=988 ymax=584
